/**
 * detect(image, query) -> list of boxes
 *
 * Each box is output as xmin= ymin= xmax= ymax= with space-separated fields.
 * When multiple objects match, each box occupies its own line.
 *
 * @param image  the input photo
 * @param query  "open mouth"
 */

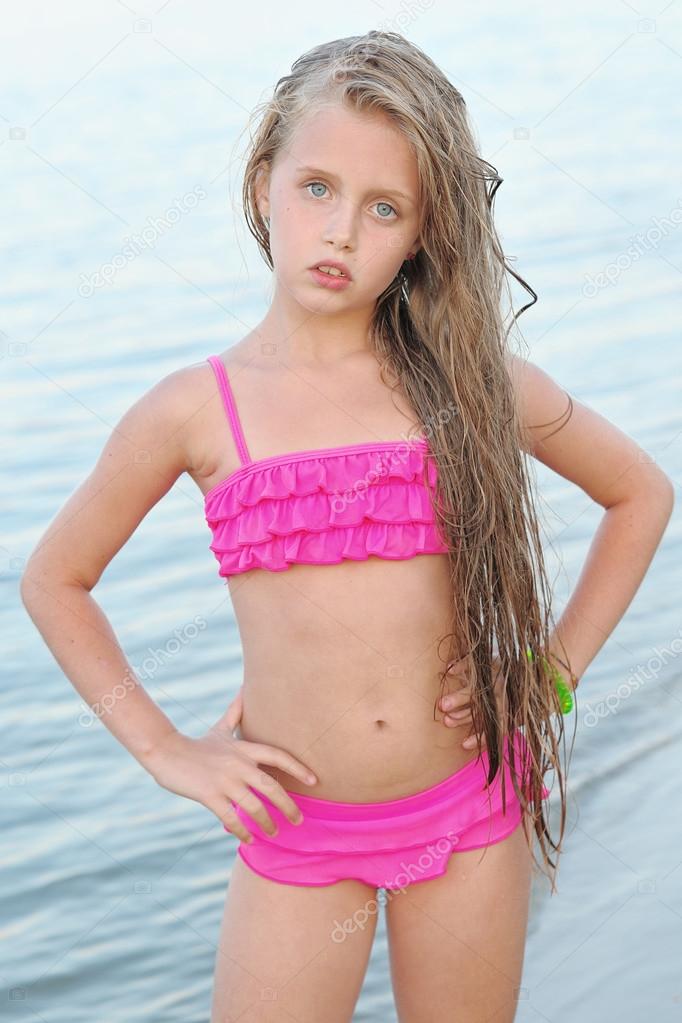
xmin=309 ymin=265 xmax=352 ymax=288
xmin=316 ymin=265 xmax=347 ymax=278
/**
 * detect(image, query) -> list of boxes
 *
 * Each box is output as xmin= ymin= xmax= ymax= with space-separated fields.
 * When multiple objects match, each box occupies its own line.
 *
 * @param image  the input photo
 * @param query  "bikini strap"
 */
xmin=206 ymin=355 xmax=252 ymax=465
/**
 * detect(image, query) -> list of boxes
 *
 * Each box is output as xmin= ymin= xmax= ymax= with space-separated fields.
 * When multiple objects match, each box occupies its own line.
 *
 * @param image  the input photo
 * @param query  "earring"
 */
xmin=406 ymin=251 xmax=415 ymax=260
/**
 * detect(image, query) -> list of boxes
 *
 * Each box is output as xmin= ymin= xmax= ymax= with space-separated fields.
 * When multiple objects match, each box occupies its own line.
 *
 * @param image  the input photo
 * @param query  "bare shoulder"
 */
xmin=503 ymin=351 xmax=674 ymax=508
xmin=503 ymin=351 xmax=572 ymax=455
xmin=21 ymin=357 xmax=221 ymax=592
xmin=117 ymin=357 xmax=220 ymax=480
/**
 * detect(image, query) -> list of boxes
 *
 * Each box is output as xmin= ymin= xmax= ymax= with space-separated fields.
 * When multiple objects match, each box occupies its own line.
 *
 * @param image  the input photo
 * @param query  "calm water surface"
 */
xmin=3 ymin=4 xmax=682 ymax=1020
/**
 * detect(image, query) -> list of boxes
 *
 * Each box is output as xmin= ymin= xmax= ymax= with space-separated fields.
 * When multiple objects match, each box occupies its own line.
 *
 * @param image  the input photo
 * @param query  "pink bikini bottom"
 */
xmin=227 ymin=729 xmax=550 ymax=891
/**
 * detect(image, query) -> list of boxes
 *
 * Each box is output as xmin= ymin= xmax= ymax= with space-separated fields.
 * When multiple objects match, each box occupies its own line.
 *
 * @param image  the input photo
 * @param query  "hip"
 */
xmin=228 ymin=729 xmax=550 ymax=891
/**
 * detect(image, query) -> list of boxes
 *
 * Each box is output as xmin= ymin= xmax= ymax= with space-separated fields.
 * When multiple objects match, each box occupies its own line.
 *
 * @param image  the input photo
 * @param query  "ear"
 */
xmin=254 ymin=162 xmax=271 ymax=221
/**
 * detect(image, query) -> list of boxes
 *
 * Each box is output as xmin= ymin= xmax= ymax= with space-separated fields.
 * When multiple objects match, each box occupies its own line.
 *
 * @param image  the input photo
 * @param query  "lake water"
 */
xmin=3 ymin=3 xmax=682 ymax=1020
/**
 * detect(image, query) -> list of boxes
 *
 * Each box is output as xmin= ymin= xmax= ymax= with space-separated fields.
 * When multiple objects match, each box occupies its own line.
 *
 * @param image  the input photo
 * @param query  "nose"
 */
xmin=321 ymin=197 xmax=357 ymax=250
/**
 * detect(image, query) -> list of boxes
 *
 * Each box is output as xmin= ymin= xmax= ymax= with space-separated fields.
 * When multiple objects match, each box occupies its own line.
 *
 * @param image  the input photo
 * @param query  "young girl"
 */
xmin=21 ymin=30 xmax=674 ymax=1023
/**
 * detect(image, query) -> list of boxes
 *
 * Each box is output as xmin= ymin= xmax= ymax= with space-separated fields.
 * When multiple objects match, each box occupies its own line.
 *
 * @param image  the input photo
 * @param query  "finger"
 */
xmin=232 ymin=745 xmax=316 ymax=827
xmin=246 ymin=742 xmax=318 ymax=788
xmin=446 ymin=656 xmax=471 ymax=675
xmin=439 ymin=688 xmax=472 ymax=712
xmin=210 ymin=797 xmax=255 ymax=844
xmin=248 ymin=769 xmax=308 ymax=828
xmin=228 ymin=783 xmax=282 ymax=837
xmin=244 ymin=770 xmax=308 ymax=831
xmin=215 ymin=689 xmax=244 ymax=735
xmin=443 ymin=711 xmax=472 ymax=727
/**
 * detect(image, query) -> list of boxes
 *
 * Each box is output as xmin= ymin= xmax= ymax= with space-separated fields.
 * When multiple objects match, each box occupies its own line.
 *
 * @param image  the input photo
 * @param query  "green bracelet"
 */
xmin=525 ymin=647 xmax=574 ymax=714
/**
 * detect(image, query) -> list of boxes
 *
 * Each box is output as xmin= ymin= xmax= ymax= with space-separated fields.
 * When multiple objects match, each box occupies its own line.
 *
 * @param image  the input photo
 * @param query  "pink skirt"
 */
xmin=227 ymin=729 xmax=550 ymax=890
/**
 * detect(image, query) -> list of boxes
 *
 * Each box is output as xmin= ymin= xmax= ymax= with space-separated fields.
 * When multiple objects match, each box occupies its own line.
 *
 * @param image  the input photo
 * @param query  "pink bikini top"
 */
xmin=204 ymin=354 xmax=450 ymax=577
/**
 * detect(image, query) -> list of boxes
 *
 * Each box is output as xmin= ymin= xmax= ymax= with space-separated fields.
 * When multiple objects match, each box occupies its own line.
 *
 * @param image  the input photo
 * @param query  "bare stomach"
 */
xmin=228 ymin=555 xmax=479 ymax=803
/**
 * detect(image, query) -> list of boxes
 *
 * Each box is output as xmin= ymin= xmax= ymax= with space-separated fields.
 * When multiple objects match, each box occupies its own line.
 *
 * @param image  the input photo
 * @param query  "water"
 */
xmin=3 ymin=3 xmax=682 ymax=1020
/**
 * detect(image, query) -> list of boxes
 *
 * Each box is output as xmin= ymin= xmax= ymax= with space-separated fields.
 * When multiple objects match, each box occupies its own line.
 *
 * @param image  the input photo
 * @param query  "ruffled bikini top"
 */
xmin=204 ymin=354 xmax=450 ymax=577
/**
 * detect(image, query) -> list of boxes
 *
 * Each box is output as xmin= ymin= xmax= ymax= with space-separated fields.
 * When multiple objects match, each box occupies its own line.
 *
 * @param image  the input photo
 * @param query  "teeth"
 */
xmin=317 ymin=265 xmax=346 ymax=277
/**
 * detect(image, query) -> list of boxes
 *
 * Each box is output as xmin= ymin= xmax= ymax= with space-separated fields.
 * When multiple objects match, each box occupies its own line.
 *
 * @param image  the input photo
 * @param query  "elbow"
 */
xmin=645 ymin=470 xmax=675 ymax=532
xmin=19 ymin=555 xmax=67 ymax=611
xmin=661 ymin=473 xmax=676 ymax=524
xmin=20 ymin=557 xmax=43 ymax=611
xmin=634 ymin=463 xmax=675 ymax=506
xmin=21 ymin=555 xmax=95 ymax=610
xmin=654 ymin=470 xmax=675 ymax=512
xmin=609 ymin=469 xmax=676 ymax=534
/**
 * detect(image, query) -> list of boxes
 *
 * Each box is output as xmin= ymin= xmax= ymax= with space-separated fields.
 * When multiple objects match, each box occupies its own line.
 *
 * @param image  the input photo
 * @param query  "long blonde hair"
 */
xmin=237 ymin=30 xmax=577 ymax=893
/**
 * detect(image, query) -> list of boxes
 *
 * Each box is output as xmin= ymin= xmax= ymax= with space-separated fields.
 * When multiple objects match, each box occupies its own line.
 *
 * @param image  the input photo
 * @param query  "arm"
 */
xmin=508 ymin=354 xmax=675 ymax=684
xmin=20 ymin=367 xmax=200 ymax=769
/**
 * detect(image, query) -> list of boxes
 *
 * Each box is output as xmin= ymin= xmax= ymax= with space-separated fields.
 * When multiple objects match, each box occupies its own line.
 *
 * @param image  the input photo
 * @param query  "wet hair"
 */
xmin=237 ymin=29 xmax=577 ymax=893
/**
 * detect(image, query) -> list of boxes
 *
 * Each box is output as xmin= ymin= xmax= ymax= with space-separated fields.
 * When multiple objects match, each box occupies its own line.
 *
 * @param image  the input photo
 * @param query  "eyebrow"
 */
xmin=294 ymin=165 xmax=415 ymax=205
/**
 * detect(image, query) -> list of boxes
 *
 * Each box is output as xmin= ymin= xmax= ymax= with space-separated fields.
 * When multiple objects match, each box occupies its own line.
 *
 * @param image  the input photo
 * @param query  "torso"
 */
xmin=186 ymin=336 xmax=478 ymax=802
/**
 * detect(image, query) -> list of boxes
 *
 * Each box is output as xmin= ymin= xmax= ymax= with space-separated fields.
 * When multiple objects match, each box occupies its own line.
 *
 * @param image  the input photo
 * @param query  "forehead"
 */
xmin=277 ymin=102 xmax=419 ymax=194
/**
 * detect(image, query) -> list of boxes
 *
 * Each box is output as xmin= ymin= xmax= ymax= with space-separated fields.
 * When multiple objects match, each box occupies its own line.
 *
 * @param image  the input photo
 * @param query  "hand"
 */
xmin=439 ymin=656 xmax=505 ymax=751
xmin=144 ymin=685 xmax=318 ymax=843
xmin=226 ymin=683 xmax=244 ymax=738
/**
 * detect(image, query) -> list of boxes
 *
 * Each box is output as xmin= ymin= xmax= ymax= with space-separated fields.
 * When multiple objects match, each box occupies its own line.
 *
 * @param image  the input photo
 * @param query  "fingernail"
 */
xmin=441 ymin=697 xmax=453 ymax=709
xmin=307 ymin=774 xmax=317 ymax=784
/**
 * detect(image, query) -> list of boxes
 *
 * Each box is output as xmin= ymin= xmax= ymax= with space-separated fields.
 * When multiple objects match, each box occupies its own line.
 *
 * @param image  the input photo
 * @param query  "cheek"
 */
xmin=368 ymin=242 xmax=405 ymax=287
xmin=270 ymin=210 xmax=301 ymax=260
xmin=372 ymin=230 xmax=406 ymax=268
xmin=275 ymin=204 xmax=314 ymax=251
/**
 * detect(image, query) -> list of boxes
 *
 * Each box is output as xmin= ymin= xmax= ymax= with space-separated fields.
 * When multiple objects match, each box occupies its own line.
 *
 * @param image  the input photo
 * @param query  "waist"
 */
xmin=229 ymin=557 xmax=465 ymax=800
xmin=235 ymin=667 xmax=480 ymax=802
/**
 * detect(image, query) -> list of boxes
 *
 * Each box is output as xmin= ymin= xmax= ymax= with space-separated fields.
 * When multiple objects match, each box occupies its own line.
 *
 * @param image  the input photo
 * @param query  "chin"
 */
xmin=279 ymin=278 xmax=352 ymax=311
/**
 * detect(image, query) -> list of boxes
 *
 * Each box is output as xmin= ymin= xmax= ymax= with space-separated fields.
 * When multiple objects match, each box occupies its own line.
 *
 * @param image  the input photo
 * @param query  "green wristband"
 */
xmin=525 ymin=647 xmax=574 ymax=714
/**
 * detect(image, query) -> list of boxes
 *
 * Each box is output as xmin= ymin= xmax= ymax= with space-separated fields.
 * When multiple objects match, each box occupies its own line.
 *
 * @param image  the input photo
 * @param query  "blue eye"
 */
xmin=374 ymin=201 xmax=397 ymax=220
xmin=304 ymin=182 xmax=398 ymax=220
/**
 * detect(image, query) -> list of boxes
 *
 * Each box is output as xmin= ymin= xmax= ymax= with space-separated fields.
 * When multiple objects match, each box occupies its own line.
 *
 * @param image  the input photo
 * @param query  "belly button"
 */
xmin=374 ymin=719 xmax=388 ymax=728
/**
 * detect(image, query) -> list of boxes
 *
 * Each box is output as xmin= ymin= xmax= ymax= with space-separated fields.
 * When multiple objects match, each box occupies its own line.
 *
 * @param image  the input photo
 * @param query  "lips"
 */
xmin=311 ymin=260 xmax=352 ymax=280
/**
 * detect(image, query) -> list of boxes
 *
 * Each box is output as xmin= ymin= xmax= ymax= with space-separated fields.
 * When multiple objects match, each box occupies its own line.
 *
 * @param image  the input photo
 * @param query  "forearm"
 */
xmin=547 ymin=477 xmax=675 ymax=683
xmin=21 ymin=565 xmax=178 ymax=769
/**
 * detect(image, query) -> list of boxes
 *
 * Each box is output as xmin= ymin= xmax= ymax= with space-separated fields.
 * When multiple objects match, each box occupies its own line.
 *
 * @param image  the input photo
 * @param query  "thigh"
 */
xmin=211 ymin=852 xmax=381 ymax=1023
xmin=385 ymin=821 xmax=534 ymax=1023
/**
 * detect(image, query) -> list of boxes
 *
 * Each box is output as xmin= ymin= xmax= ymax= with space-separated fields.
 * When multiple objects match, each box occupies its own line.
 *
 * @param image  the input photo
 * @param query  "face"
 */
xmin=255 ymin=101 xmax=421 ymax=314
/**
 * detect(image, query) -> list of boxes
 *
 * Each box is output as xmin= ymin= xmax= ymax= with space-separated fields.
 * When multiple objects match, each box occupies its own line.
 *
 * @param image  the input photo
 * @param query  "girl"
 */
xmin=21 ymin=30 xmax=674 ymax=1023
